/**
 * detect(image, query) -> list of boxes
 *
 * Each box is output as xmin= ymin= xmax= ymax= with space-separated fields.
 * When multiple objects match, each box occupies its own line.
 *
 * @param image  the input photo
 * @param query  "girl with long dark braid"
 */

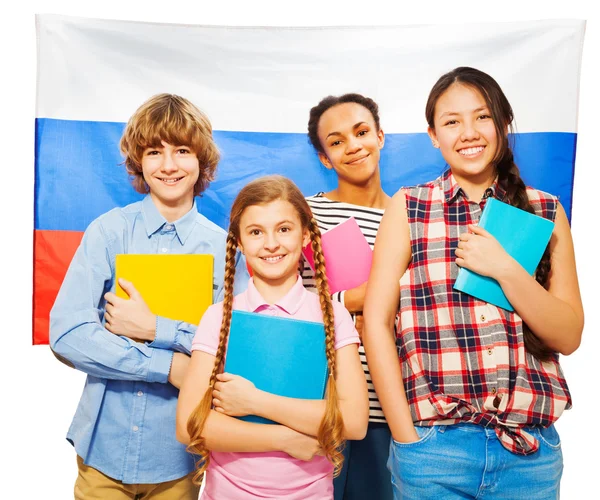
xmin=363 ymin=67 xmax=584 ymax=499
xmin=176 ymin=175 xmax=368 ymax=499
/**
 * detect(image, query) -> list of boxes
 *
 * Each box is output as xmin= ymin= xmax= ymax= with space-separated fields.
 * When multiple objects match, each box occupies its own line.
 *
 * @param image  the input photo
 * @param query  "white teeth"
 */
xmin=160 ymin=177 xmax=182 ymax=183
xmin=459 ymin=146 xmax=484 ymax=156
xmin=262 ymin=256 xmax=284 ymax=262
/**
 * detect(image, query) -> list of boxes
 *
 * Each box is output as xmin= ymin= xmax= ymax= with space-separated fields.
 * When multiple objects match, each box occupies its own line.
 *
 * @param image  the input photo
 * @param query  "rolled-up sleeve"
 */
xmin=49 ymin=220 xmax=174 ymax=383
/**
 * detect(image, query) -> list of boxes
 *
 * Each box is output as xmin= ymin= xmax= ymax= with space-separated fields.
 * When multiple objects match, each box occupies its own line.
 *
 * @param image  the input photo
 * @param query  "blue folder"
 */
xmin=453 ymin=197 xmax=555 ymax=311
xmin=223 ymin=310 xmax=328 ymax=424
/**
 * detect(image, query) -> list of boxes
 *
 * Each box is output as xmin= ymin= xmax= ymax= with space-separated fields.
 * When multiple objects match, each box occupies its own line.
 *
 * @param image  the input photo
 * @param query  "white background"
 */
xmin=1 ymin=1 xmax=598 ymax=499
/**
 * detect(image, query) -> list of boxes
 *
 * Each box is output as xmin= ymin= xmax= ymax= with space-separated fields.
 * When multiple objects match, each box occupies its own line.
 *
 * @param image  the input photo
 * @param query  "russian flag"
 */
xmin=34 ymin=15 xmax=585 ymax=344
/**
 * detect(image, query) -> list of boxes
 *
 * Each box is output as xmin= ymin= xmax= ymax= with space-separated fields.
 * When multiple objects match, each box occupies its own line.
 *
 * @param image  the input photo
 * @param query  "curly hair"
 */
xmin=308 ymin=93 xmax=380 ymax=154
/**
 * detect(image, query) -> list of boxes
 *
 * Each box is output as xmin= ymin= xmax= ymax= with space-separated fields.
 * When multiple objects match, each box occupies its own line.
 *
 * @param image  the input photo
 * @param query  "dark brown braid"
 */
xmin=496 ymin=149 xmax=554 ymax=361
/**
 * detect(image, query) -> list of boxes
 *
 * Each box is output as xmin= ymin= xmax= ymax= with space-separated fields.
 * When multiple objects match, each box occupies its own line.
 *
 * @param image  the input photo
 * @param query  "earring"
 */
xmin=432 ymin=141 xmax=439 ymax=148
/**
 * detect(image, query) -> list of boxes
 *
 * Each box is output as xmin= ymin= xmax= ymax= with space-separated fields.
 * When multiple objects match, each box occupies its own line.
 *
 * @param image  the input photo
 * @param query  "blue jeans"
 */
xmin=334 ymin=422 xmax=394 ymax=500
xmin=387 ymin=423 xmax=563 ymax=499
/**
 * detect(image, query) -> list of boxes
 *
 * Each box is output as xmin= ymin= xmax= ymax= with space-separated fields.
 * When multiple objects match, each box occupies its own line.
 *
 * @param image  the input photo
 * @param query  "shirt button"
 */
xmin=161 ymin=248 xmax=168 ymax=253
xmin=137 ymin=391 xmax=143 ymax=397
xmin=480 ymin=315 xmax=486 ymax=322
xmin=491 ymin=388 xmax=497 ymax=395
xmin=164 ymin=224 xmax=173 ymax=230
xmin=487 ymin=348 xmax=493 ymax=355
xmin=132 ymin=425 xmax=139 ymax=432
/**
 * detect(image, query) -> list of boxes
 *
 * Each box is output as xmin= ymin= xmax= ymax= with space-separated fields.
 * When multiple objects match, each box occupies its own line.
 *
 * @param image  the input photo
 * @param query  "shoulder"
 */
xmin=192 ymin=212 xmax=228 ymax=238
xmin=331 ymin=300 xmax=353 ymax=321
xmin=525 ymin=187 xmax=559 ymax=220
xmin=331 ymin=301 xmax=359 ymax=347
xmin=201 ymin=302 xmax=225 ymax=325
xmin=400 ymin=176 xmax=441 ymax=199
xmin=525 ymin=186 xmax=558 ymax=204
xmin=91 ymin=201 xmax=143 ymax=233
xmin=305 ymin=193 xmax=327 ymax=207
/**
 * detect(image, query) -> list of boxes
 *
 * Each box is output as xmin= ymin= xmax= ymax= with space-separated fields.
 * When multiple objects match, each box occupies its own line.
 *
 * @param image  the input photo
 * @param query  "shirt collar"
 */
xmin=245 ymin=275 xmax=307 ymax=315
xmin=141 ymin=194 xmax=198 ymax=244
xmin=441 ymin=168 xmax=506 ymax=204
xmin=142 ymin=195 xmax=166 ymax=236
xmin=171 ymin=201 xmax=199 ymax=245
xmin=442 ymin=169 xmax=463 ymax=204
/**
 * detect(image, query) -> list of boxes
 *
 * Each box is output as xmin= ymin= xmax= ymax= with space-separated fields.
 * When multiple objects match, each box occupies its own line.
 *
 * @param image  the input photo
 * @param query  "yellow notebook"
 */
xmin=115 ymin=254 xmax=214 ymax=325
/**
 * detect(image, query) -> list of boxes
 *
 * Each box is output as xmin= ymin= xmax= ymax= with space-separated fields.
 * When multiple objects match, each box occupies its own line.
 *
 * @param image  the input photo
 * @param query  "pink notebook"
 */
xmin=303 ymin=217 xmax=373 ymax=294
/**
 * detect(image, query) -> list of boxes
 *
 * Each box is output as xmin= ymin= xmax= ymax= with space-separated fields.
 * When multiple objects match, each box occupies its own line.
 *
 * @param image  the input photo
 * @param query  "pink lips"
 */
xmin=346 ymin=154 xmax=370 ymax=165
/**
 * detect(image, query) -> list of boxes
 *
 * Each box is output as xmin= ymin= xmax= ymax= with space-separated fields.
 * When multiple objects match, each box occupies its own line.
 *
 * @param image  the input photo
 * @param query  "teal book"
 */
xmin=453 ymin=197 xmax=555 ymax=311
xmin=223 ymin=310 xmax=328 ymax=424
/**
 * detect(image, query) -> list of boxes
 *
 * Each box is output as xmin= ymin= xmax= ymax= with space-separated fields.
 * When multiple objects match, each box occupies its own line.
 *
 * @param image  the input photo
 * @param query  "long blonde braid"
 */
xmin=309 ymin=217 xmax=345 ymax=477
xmin=186 ymin=232 xmax=238 ymax=485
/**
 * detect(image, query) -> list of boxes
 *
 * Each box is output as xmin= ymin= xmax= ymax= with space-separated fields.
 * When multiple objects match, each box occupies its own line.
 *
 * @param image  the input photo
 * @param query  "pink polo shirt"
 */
xmin=191 ymin=275 xmax=359 ymax=500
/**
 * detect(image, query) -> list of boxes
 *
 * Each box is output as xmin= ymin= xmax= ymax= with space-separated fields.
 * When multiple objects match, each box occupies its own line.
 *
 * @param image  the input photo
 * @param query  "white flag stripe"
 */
xmin=36 ymin=15 xmax=584 ymax=133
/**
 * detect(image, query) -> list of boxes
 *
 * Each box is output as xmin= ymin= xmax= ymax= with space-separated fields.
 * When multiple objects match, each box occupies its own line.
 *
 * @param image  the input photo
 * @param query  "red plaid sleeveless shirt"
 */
xmin=398 ymin=169 xmax=571 ymax=455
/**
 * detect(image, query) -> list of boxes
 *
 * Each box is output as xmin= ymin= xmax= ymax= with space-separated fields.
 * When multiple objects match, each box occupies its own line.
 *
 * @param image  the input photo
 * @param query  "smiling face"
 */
xmin=316 ymin=102 xmax=385 ymax=187
xmin=428 ymin=83 xmax=499 ymax=186
xmin=237 ymin=199 xmax=310 ymax=290
xmin=141 ymin=140 xmax=200 ymax=218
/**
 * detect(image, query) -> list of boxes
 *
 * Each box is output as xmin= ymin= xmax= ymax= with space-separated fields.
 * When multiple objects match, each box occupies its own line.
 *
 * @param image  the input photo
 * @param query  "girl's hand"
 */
xmin=279 ymin=427 xmax=323 ymax=461
xmin=213 ymin=373 xmax=260 ymax=417
xmin=455 ymin=224 xmax=517 ymax=280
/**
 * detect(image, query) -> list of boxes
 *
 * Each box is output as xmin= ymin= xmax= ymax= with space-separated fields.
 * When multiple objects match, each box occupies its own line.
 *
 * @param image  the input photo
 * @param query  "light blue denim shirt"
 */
xmin=50 ymin=195 xmax=249 ymax=484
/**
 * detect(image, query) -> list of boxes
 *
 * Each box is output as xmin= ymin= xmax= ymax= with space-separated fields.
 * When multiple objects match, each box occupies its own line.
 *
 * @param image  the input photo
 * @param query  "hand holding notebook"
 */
xmin=223 ymin=310 xmax=328 ymax=424
xmin=453 ymin=198 xmax=554 ymax=311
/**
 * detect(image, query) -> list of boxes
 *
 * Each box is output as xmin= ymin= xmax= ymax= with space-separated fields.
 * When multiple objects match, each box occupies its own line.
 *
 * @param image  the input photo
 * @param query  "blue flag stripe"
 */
xmin=34 ymin=118 xmax=576 ymax=232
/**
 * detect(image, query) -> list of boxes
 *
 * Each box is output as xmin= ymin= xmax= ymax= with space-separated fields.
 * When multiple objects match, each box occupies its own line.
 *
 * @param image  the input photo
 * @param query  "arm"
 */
xmin=340 ymin=282 xmax=367 ymax=314
xmin=176 ymin=350 xmax=320 ymax=459
xmin=457 ymin=202 xmax=584 ymax=355
xmin=362 ymin=191 xmax=419 ymax=443
xmin=213 ymin=342 xmax=368 ymax=440
xmin=49 ymin=220 xmax=173 ymax=383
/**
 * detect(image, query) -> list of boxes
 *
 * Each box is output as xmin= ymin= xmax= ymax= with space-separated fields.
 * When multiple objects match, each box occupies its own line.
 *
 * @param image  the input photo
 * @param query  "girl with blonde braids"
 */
xmin=176 ymin=175 xmax=368 ymax=499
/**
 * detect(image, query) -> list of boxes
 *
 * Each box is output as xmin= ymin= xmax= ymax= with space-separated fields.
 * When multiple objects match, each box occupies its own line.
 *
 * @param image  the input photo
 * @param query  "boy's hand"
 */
xmin=212 ymin=373 xmax=259 ymax=417
xmin=104 ymin=278 xmax=157 ymax=342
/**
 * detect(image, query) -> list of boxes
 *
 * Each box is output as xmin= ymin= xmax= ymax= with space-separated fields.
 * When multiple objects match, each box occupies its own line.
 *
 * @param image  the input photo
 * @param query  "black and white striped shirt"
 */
xmin=302 ymin=193 xmax=386 ymax=423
